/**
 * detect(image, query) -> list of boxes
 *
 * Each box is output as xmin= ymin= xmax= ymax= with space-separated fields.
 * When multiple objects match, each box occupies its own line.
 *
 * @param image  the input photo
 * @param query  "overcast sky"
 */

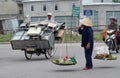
xmin=83 ymin=0 xmax=93 ymax=4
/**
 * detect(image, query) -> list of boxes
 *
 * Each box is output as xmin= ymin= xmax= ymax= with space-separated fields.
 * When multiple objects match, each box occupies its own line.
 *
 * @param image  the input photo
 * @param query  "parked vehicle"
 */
xmin=11 ymin=21 xmax=65 ymax=60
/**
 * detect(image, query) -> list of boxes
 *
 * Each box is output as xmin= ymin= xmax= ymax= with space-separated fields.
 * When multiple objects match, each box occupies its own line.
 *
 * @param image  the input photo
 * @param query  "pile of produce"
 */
xmin=52 ymin=57 xmax=77 ymax=65
xmin=94 ymin=54 xmax=117 ymax=60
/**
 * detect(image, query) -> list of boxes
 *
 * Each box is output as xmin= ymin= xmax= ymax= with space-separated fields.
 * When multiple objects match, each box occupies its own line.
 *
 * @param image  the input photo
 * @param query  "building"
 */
xmin=93 ymin=0 xmax=112 ymax=3
xmin=83 ymin=0 xmax=120 ymax=29
xmin=0 ymin=0 xmax=19 ymax=34
xmin=22 ymin=0 xmax=82 ymax=28
xmin=13 ymin=0 xmax=24 ymax=24
xmin=93 ymin=0 xmax=120 ymax=3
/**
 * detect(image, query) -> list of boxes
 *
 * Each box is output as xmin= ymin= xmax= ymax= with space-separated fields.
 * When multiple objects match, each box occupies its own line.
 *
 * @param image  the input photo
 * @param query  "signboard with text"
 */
xmin=83 ymin=10 xmax=93 ymax=16
xmin=72 ymin=6 xmax=80 ymax=17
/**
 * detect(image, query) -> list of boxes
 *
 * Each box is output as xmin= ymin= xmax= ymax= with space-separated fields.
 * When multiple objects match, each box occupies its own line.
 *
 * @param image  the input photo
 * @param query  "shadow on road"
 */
xmin=10 ymin=57 xmax=49 ymax=62
xmin=94 ymin=66 xmax=117 ymax=70
xmin=51 ymin=69 xmax=80 ymax=72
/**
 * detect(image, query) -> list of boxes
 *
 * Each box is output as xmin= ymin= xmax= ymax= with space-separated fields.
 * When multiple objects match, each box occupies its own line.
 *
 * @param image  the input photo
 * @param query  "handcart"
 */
xmin=11 ymin=21 xmax=65 ymax=60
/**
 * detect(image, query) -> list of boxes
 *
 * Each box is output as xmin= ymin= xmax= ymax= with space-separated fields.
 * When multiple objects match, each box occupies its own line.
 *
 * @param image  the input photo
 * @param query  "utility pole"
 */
xmin=79 ymin=0 xmax=83 ymax=17
xmin=78 ymin=0 xmax=83 ymax=26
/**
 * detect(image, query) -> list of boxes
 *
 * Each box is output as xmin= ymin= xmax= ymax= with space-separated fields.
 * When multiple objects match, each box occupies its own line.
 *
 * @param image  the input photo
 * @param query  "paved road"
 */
xmin=0 ymin=43 xmax=120 ymax=78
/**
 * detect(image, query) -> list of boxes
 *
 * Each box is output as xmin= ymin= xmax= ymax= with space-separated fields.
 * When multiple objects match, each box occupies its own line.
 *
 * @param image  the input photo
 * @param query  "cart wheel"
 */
xmin=45 ymin=49 xmax=53 ymax=59
xmin=24 ymin=50 xmax=32 ymax=60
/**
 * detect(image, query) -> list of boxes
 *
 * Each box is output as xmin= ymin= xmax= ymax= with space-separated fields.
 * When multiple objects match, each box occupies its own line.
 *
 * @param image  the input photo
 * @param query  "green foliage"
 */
xmin=0 ymin=32 xmax=102 ymax=43
xmin=63 ymin=32 xmax=102 ymax=42
xmin=0 ymin=34 xmax=12 ymax=42
xmin=94 ymin=32 xmax=102 ymax=42
xmin=63 ymin=34 xmax=81 ymax=41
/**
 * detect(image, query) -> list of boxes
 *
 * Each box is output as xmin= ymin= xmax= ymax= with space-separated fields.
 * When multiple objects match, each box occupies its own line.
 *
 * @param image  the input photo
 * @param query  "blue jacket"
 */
xmin=78 ymin=27 xmax=94 ymax=47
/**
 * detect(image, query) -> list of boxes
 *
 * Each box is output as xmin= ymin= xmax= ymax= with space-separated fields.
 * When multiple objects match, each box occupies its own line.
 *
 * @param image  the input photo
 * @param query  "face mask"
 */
xmin=81 ymin=27 xmax=84 ymax=30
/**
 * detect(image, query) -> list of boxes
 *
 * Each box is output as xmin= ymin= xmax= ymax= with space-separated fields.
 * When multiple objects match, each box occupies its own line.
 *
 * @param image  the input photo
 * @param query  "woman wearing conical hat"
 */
xmin=78 ymin=18 xmax=94 ymax=70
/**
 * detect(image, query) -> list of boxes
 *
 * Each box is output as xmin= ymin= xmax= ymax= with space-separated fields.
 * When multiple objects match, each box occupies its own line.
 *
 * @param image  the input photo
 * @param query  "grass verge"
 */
xmin=0 ymin=32 xmax=102 ymax=43
xmin=0 ymin=34 xmax=12 ymax=42
xmin=64 ymin=32 xmax=102 ymax=42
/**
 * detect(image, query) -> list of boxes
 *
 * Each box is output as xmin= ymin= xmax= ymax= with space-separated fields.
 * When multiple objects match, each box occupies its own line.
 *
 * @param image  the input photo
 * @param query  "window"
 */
xmin=43 ymin=4 xmax=46 ymax=11
xmin=31 ymin=17 xmax=40 ymax=22
xmin=113 ymin=0 xmax=120 ymax=3
xmin=101 ymin=0 xmax=104 ymax=2
xmin=93 ymin=11 xmax=98 ymax=26
xmin=31 ymin=17 xmax=46 ymax=22
xmin=55 ymin=16 xmax=77 ymax=28
xmin=55 ymin=4 xmax=58 ymax=11
xmin=31 ymin=5 xmax=34 ymax=11
xmin=19 ymin=10 xmax=23 ymax=14
xmin=106 ymin=11 xmax=120 ymax=24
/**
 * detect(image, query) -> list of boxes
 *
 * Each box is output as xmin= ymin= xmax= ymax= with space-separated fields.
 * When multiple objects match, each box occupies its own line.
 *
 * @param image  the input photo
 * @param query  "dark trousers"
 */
xmin=117 ymin=33 xmax=120 ymax=45
xmin=84 ymin=44 xmax=93 ymax=68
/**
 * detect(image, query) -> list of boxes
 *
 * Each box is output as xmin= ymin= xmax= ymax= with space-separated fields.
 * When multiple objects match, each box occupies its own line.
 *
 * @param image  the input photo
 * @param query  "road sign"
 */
xmin=84 ymin=10 xmax=93 ymax=16
xmin=72 ymin=6 xmax=80 ymax=17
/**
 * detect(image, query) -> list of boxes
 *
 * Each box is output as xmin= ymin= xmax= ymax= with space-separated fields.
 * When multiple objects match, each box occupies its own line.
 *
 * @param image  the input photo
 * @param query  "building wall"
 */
xmin=0 ymin=0 xmax=19 ymax=34
xmin=23 ymin=0 xmax=79 ymax=19
xmin=0 ymin=0 xmax=18 ymax=15
xmin=23 ymin=0 xmax=81 ymax=27
xmin=84 ymin=4 xmax=120 ymax=26
xmin=93 ymin=0 xmax=113 ymax=3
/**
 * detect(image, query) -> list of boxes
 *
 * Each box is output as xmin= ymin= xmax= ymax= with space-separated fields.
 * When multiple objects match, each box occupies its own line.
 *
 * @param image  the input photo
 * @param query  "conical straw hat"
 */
xmin=80 ymin=18 xmax=93 ymax=27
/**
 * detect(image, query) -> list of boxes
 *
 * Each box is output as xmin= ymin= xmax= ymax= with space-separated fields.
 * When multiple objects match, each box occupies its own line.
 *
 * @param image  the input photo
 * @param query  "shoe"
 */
xmin=82 ymin=67 xmax=92 ymax=70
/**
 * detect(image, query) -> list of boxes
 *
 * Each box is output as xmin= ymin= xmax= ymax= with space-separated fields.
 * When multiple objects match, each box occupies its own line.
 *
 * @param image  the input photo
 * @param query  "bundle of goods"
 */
xmin=52 ymin=56 xmax=77 ymax=66
xmin=94 ymin=46 xmax=117 ymax=60
xmin=94 ymin=53 xmax=117 ymax=60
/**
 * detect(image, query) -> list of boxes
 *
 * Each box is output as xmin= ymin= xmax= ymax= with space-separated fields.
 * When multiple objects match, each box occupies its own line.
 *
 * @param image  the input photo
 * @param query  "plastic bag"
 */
xmin=94 ymin=45 xmax=117 ymax=60
xmin=94 ymin=45 xmax=109 ymax=55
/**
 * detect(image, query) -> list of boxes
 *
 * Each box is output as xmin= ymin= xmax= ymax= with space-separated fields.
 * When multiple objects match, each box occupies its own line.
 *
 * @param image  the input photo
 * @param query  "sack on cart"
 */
xmin=94 ymin=46 xmax=117 ymax=60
